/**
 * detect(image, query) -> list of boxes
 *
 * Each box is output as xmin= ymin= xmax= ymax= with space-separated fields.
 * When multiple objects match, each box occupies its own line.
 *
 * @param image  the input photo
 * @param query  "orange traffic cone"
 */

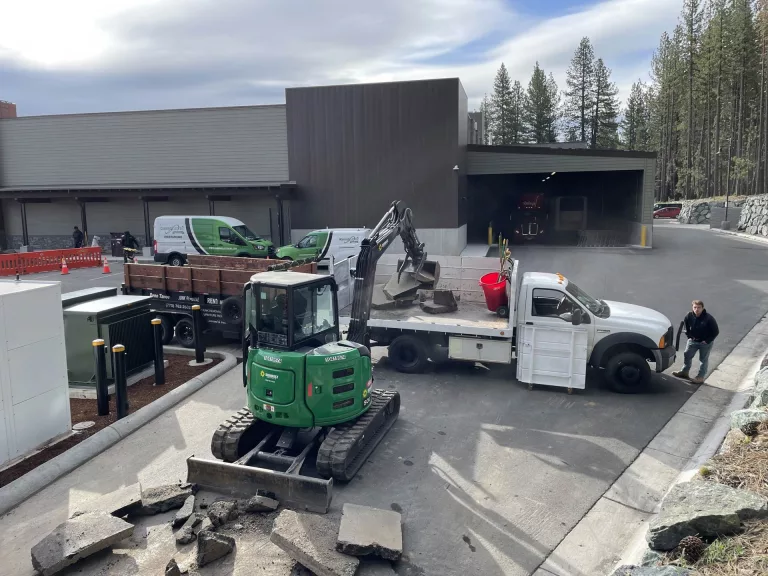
xmin=102 ymin=257 xmax=111 ymax=274
xmin=61 ymin=258 xmax=69 ymax=275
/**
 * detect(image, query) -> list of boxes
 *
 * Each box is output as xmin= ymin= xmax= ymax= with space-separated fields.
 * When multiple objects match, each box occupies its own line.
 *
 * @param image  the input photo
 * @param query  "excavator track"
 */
xmin=211 ymin=408 xmax=272 ymax=462
xmin=316 ymin=389 xmax=401 ymax=482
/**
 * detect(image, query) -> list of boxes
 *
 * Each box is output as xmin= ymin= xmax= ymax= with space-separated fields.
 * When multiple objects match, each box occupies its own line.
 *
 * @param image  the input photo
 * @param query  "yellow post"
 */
xmin=640 ymin=225 xmax=648 ymax=247
xmin=488 ymin=223 xmax=493 ymax=246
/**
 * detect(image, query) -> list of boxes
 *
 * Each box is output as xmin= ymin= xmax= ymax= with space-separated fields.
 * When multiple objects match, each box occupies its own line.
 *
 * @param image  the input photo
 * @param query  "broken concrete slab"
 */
xmin=289 ymin=564 xmax=314 ymax=576
xmin=166 ymin=558 xmax=182 ymax=576
xmin=336 ymin=503 xmax=402 ymax=561
xmin=198 ymin=516 xmax=214 ymax=534
xmin=173 ymin=495 xmax=196 ymax=527
xmin=244 ymin=494 xmax=279 ymax=513
xmin=383 ymin=272 xmax=420 ymax=300
xmin=175 ymin=513 xmax=203 ymax=545
xmin=372 ymin=285 xmax=396 ymax=310
xmin=419 ymin=301 xmax=458 ymax=314
xmin=208 ymin=499 xmax=239 ymax=527
xmin=271 ymin=509 xmax=359 ymax=576
xmin=196 ymin=531 xmax=235 ymax=567
xmin=71 ymin=482 xmax=142 ymax=518
xmin=358 ymin=559 xmax=397 ymax=575
xmin=138 ymin=483 xmax=196 ymax=515
xmin=647 ymin=481 xmax=768 ymax=550
xmin=31 ymin=511 xmax=134 ymax=576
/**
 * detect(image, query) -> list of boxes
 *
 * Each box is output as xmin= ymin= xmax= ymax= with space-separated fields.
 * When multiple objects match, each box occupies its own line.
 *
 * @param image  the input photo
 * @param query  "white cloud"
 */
xmin=0 ymin=0 xmax=682 ymax=114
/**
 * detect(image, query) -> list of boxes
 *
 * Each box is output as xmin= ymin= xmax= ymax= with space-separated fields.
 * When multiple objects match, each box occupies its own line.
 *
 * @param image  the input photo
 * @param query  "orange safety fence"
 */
xmin=0 ymin=247 xmax=103 ymax=276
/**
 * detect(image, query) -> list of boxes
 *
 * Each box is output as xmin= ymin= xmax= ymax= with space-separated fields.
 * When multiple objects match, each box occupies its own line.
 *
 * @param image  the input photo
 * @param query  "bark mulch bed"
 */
xmin=0 ymin=354 xmax=221 ymax=488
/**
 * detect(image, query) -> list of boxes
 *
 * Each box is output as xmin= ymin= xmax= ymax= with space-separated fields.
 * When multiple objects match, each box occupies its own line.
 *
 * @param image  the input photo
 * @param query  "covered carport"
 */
xmin=465 ymin=145 xmax=656 ymax=248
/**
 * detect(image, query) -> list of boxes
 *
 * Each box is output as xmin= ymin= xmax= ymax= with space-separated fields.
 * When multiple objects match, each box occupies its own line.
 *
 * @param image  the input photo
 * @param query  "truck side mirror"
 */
xmin=572 ymin=309 xmax=583 ymax=326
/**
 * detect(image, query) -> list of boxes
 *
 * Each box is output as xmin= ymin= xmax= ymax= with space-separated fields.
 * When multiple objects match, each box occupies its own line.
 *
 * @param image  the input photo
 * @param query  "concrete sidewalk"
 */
xmin=0 ymin=367 xmax=298 ymax=576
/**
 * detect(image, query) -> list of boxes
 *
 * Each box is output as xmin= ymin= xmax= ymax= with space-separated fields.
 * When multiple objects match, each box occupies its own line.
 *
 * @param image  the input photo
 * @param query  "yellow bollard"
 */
xmin=488 ymin=224 xmax=493 ymax=246
xmin=640 ymin=225 xmax=648 ymax=247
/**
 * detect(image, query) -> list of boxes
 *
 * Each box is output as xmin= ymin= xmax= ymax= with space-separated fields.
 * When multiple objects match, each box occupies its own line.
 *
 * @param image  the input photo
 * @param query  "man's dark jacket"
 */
xmin=684 ymin=310 xmax=719 ymax=343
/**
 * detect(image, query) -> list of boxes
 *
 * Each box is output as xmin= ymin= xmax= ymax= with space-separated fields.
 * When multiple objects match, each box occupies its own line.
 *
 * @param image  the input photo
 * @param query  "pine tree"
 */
xmin=524 ymin=62 xmax=559 ymax=143
xmin=490 ymin=63 xmax=514 ymax=144
xmin=510 ymin=80 xmax=526 ymax=143
xmin=479 ymin=94 xmax=491 ymax=144
xmin=591 ymin=58 xmax=620 ymax=148
xmin=564 ymin=37 xmax=596 ymax=143
xmin=621 ymin=81 xmax=649 ymax=149
xmin=683 ymin=0 xmax=703 ymax=198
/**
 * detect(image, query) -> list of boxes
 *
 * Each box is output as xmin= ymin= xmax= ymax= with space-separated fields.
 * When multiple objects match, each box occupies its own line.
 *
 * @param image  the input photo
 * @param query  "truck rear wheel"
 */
xmin=158 ymin=315 xmax=174 ymax=345
xmin=168 ymin=253 xmax=185 ymax=267
xmin=175 ymin=317 xmax=195 ymax=348
xmin=605 ymin=351 xmax=651 ymax=394
xmin=388 ymin=335 xmax=429 ymax=374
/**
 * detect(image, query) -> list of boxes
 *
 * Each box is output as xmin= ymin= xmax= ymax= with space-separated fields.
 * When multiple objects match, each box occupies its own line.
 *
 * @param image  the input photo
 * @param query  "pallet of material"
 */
xmin=185 ymin=254 xmax=316 ymax=273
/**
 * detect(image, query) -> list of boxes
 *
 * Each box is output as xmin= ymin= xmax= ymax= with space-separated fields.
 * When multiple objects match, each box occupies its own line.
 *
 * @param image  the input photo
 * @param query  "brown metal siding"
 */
xmin=286 ymin=79 xmax=461 ymax=230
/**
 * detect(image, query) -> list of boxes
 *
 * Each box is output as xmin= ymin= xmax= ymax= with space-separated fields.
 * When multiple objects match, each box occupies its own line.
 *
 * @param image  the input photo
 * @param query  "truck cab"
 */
xmin=517 ymin=272 xmax=676 ymax=393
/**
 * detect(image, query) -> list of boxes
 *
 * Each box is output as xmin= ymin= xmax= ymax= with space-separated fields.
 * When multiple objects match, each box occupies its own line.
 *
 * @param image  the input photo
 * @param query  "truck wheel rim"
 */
xmin=397 ymin=346 xmax=417 ymax=368
xmin=620 ymin=365 xmax=640 ymax=384
xmin=179 ymin=323 xmax=193 ymax=344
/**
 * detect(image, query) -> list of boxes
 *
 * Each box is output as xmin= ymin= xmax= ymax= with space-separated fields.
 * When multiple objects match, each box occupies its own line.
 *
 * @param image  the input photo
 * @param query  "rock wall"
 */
xmin=677 ymin=201 xmax=711 ymax=224
xmin=737 ymin=194 xmax=768 ymax=235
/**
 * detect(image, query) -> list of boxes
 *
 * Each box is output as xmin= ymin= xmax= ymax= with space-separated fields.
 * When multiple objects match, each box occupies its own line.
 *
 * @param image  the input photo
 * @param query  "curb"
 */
xmin=0 ymin=348 xmax=236 ymax=517
xmin=616 ymin=319 xmax=768 ymax=570
xmin=711 ymin=228 xmax=768 ymax=246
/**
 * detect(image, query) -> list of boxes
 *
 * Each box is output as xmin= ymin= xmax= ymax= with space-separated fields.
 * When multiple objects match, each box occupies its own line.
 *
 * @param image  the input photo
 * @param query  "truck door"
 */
xmin=516 ymin=287 xmax=591 ymax=390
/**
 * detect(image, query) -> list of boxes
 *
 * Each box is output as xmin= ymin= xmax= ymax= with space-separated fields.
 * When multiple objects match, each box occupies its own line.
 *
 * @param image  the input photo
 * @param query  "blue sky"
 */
xmin=0 ymin=0 xmax=682 ymax=116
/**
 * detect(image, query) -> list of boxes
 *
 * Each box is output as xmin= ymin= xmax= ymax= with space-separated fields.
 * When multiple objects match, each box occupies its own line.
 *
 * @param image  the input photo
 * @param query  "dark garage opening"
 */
xmin=467 ymin=170 xmax=644 ymax=248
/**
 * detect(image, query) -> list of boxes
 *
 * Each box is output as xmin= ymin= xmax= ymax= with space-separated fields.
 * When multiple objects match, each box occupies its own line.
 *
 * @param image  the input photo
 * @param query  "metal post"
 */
xmin=192 ymin=304 xmax=205 ymax=364
xmin=20 ymin=202 xmax=29 ymax=247
xmin=93 ymin=339 xmax=109 ymax=416
xmin=113 ymin=344 xmax=128 ymax=419
xmin=142 ymin=199 xmax=151 ymax=253
xmin=152 ymin=318 xmax=165 ymax=385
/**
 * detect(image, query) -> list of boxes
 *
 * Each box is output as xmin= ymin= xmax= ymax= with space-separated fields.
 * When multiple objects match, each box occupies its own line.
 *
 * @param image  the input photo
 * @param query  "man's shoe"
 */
xmin=672 ymin=370 xmax=689 ymax=379
xmin=692 ymin=376 xmax=705 ymax=384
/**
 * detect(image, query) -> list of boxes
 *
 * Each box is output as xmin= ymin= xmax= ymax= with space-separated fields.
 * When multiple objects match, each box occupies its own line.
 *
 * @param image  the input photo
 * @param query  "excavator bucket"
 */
xmin=396 ymin=258 xmax=440 ymax=284
xmin=186 ymin=456 xmax=333 ymax=514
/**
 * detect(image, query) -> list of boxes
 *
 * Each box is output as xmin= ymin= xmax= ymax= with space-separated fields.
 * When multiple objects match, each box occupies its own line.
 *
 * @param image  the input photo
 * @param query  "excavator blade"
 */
xmin=186 ymin=456 xmax=333 ymax=514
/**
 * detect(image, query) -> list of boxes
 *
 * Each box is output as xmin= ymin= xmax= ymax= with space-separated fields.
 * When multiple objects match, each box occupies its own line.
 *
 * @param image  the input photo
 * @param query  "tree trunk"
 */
xmin=714 ymin=7 xmax=724 ymax=197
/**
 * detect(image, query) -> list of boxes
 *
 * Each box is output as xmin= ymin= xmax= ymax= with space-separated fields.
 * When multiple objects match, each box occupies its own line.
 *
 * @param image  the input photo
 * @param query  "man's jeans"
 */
xmin=683 ymin=339 xmax=713 ymax=378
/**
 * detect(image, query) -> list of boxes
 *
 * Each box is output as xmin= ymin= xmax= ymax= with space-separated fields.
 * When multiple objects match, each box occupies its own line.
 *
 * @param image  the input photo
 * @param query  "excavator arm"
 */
xmin=346 ymin=201 xmax=433 ymax=344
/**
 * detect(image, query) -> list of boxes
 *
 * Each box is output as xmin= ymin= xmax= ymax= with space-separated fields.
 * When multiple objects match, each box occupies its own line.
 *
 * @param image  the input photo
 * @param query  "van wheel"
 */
xmin=605 ymin=352 xmax=651 ymax=394
xmin=388 ymin=335 xmax=429 ymax=374
xmin=221 ymin=297 xmax=244 ymax=325
xmin=175 ymin=317 xmax=195 ymax=348
xmin=168 ymin=253 xmax=185 ymax=267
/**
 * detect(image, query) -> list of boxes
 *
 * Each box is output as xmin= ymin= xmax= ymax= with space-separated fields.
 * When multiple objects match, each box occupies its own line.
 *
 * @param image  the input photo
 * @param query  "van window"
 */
xmin=233 ymin=225 xmax=261 ymax=241
xmin=219 ymin=227 xmax=234 ymax=242
xmin=297 ymin=235 xmax=318 ymax=249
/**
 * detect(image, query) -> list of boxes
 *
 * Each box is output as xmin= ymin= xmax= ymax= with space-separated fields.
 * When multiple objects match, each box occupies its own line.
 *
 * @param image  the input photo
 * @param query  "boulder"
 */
xmin=677 ymin=201 xmax=711 ymax=225
xmin=611 ymin=566 xmax=691 ymax=575
xmin=730 ymin=408 xmax=768 ymax=430
xmin=647 ymin=481 xmax=768 ymax=550
xmin=737 ymin=194 xmax=768 ymax=233
xmin=639 ymin=547 xmax=664 ymax=567
xmin=208 ymin=499 xmax=239 ymax=527
xmin=197 ymin=531 xmax=235 ymax=567
xmin=750 ymin=367 xmax=768 ymax=408
xmin=719 ymin=429 xmax=749 ymax=454
xmin=31 ymin=512 xmax=134 ymax=576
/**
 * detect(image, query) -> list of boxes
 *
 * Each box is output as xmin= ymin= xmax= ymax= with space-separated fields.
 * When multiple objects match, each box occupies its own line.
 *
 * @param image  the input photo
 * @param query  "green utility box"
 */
xmin=63 ymin=294 xmax=155 ymax=387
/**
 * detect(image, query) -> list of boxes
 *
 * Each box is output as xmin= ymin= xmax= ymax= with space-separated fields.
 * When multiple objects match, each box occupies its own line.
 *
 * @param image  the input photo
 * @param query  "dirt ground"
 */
xmin=0 ymin=354 xmax=221 ymax=487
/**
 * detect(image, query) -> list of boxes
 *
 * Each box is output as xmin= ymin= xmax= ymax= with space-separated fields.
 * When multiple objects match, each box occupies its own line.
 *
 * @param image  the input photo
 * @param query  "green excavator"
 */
xmin=187 ymin=201 xmax=438 ymax=512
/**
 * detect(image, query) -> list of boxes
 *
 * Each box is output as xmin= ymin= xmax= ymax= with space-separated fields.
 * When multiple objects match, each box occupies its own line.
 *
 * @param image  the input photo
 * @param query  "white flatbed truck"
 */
xmin=336 ymin=254 xmax=677 ymax=393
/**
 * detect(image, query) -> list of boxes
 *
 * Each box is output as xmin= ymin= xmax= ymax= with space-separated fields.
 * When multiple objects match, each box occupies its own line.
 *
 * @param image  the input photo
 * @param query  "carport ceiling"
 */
xmin=466 ymin=144 xmax=656 ymax=175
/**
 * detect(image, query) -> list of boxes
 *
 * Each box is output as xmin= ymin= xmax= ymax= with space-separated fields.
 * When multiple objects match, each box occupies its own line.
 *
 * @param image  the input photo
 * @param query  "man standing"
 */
xmin=673 ymin=300 xmax=719 ymax=384
xmin=121 ymin=230 xmax=139 ymax=263
xmin=73 ymin=226 xmax=84 ymax=248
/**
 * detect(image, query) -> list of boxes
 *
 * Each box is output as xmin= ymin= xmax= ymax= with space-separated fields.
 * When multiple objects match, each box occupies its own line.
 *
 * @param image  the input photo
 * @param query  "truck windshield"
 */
xmin=565 ymin=281 xmax=608 ymax=317
xmin=233 ymin=225 xmax=262 ymax=241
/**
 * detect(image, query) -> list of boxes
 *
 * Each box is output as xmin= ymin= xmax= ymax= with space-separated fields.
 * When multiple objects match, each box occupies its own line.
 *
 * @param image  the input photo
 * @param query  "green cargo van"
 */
xmin=153 ymin=216 xmax=275 ymax=265
xmin=276 ymin=228 xmax=369 ymax=264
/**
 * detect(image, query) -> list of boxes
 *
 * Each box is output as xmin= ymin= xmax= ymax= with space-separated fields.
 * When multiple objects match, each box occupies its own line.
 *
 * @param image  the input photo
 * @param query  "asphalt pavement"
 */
xmin=2 ymin=224 xmax=768 ymax=575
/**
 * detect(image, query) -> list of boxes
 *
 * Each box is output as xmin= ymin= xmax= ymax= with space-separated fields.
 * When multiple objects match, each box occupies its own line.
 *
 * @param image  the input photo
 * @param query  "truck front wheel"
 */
xmin=605 ymin=351 xmax=651 ymax=394
xmin=388 ymin=335 xmax=429 ymax=374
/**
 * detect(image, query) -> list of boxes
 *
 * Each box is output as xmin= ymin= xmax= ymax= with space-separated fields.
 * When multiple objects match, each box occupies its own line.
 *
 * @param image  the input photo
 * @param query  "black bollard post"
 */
xmin=113 ymin=344 xmax=128 ymax=419
xmin=151 ymin=318 xmax=165 ymax=385
xmin=192 ymin=304 xmax=205 ymax=364
xmin=93 ymin=338 xmax=109 ymax=416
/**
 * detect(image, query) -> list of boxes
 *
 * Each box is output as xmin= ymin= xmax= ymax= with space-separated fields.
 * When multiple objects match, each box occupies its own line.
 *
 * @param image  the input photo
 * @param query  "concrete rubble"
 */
xmin=208 ymin=499 xmax=239 ymax=527
xmin=383 ymin=272 xmax=421 ymax=300
xmin=647 ymin=481 xmax=768 ymax=550
xmin=166 ymin=558 xmax=182 ymax=576
xmin=71 ymin=482 xmax=143 ymax=518
xmin=611 ymin=566 xmax=691 ymax=576
xmin=271 ymin=509 xmax=360 ymax=576
xmin=137 ymin=482 xmax=197 ymax=515
xmin=244 ymin=494 xmax=279 ymax=513
xmin=336 ymin=503 xmax=403 ymax=561
xmin=30 ymin=511 xmax=134 ymax=576
xmin=196 ymin=531 xmax=236 ymax=567
xmin=357 ymin=559 xmax=397 ymax=575
xmin=173 ymin=494 xmax=196 ymax=527
xmin=175 ymin=513 xmax=204 ymax=545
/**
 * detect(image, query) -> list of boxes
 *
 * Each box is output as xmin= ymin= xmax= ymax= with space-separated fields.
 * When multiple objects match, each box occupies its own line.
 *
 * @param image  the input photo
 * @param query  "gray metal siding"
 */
xmin=642 ymin=158 xmax=656 ymax=225
xmin=286 ymin=79 xmax=461 ymax=230
xmin=467 ymin=151 xmax=649 ymax=174
xmin=0 ymin=105 xmax=288 ymax=188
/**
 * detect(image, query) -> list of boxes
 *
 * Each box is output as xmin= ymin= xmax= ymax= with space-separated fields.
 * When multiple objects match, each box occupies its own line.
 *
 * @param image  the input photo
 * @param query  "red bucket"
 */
xmin=479 ymin=272 xmax=508 ymax=313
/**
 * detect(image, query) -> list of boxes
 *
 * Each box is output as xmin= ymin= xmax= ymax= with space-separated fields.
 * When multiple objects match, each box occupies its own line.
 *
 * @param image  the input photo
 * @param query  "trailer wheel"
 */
xmin=605 ymin=351 xmax=651 ymax=394
xmin=158 ymin=315 xmax=174 ymax=345
xmin=175 ymin=317 xmax=195 ymax=348
xmin=388 ymin=335 xmax=429 ymax=374
xmin=168 ymin=253 xmax=185 ymax=267
xmin=221 ymin=297 xmax=244 ymax=325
